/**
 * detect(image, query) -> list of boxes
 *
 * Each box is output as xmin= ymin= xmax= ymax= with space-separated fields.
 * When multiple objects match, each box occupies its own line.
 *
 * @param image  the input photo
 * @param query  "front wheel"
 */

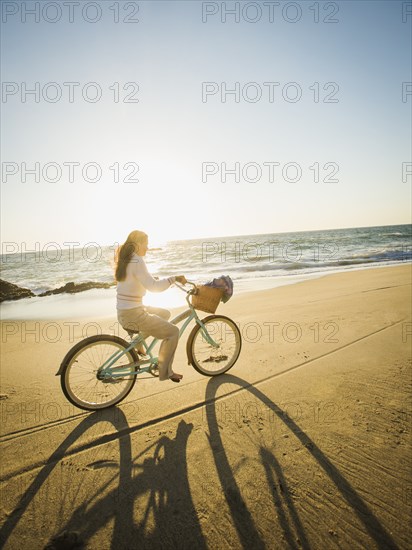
xmin=60 ymin=335 xmax=138 ymax=411
xmin=186 ymin=315 xmax=242 ymax=376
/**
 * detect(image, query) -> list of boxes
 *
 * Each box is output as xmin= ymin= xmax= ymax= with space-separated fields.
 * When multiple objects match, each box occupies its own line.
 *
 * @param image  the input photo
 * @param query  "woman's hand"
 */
xmin=175 ymin=275 xmax=187 ymax=285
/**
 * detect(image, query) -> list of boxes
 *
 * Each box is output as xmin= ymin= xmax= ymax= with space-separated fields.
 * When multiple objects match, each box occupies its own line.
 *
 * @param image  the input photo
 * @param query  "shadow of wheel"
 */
xmin=0 ymin=408 xmax=132 ymax=549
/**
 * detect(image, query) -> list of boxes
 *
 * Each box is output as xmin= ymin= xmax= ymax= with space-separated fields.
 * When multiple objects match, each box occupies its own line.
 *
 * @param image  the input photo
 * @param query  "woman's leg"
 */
xmin=144 ymin=306 xmax=171 ymax=321
xmin=117 ymin=307 xmax=180 ymax=380
xmin=138 ymin=307 xmax=171 ymax=354
xmin=117 ymin=307 xmax=147 ymax=355
xmin=136 ymin=311 xmax=180 ymax=380
xmin=117 ymin=307 xmax=146 ymax=334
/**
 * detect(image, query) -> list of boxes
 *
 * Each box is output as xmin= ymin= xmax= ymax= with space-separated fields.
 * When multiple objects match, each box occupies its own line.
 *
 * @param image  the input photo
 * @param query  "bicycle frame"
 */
xmin=98 ymin=285 xmax=220 ymax=380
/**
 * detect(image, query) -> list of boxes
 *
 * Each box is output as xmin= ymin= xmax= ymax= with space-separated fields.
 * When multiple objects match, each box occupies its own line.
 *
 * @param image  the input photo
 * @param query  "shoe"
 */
xmin=169 ymin=374 xmax=183 ymax=383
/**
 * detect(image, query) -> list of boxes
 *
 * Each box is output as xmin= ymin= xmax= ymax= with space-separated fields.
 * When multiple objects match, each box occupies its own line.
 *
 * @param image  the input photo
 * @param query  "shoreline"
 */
xmin=1 ymin=260 xmax=410 ymax=321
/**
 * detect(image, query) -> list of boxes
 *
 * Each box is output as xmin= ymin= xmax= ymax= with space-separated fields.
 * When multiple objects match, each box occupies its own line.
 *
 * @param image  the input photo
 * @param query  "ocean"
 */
xmin=1 ymin=224 xmax=411 ymax=319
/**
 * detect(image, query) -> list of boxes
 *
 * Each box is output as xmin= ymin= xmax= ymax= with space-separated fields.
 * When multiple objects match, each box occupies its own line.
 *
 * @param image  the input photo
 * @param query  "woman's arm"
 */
xmin=132 ymin=256 xmax=175 ymax=292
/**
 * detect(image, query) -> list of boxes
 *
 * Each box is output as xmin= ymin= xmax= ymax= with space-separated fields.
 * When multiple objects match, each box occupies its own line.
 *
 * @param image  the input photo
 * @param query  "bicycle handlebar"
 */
xmin=174 ymin=280 xmax=197 ymax=294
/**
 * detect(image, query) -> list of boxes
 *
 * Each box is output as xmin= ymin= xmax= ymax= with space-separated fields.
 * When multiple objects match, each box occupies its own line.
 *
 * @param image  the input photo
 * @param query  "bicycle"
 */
xmin=56 ymin=281 xmax=242 ymax=411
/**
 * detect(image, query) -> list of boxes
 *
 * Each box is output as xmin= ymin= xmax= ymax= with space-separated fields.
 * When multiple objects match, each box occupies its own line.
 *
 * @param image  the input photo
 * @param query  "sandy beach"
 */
xmin=0 ymin=263 xmax=411 ymax=549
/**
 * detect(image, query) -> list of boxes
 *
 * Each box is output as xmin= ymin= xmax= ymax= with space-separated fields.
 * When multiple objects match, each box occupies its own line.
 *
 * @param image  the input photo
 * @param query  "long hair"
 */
xmin=115 ymin=230 xmax=147 ymax=282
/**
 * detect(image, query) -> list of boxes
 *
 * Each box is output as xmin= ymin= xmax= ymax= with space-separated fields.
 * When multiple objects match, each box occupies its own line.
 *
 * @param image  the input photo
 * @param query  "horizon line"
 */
xmin=0 ymin=221 xmax=411 ymax=256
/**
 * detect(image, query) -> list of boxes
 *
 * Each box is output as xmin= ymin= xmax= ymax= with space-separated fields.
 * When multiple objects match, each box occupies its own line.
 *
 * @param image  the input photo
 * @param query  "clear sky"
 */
xmin=1 ymin=0 xmax=411 ymax=249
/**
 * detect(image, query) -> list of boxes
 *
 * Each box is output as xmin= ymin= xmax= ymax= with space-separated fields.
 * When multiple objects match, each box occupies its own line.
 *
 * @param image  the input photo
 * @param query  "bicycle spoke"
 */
xmin=62 ymin=337 xmax=137 ymax=409
xmin=190 ymin=316 xmax=241 ymax=376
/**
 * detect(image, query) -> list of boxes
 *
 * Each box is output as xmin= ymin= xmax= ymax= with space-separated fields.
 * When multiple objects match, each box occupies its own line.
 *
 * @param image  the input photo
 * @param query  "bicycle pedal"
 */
xmin=149 ymin=364 xmax=160 ymax=377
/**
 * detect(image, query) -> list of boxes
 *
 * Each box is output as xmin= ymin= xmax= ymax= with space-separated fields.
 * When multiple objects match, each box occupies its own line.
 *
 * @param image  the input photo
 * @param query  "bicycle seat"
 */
xmin=126 ymin=329 xmax=140 ymax=337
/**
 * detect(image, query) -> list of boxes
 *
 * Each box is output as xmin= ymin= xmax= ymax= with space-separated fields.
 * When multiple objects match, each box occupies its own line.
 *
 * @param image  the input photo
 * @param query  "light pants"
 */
xmin=117 ymin=306 xmax=179 ymax=381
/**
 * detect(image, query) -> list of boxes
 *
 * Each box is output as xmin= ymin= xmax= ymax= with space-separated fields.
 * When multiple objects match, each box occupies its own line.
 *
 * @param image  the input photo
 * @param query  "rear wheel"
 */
xmin=187 ymin=315 xmax=242 ymax=376
xmin=60 ymin=335 xmax=138 ymax=410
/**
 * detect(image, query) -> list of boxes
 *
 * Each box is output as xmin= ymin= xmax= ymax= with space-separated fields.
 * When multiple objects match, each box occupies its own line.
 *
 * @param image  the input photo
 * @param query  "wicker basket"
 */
xmin=191 ymin=285 xmax=224 ymax=314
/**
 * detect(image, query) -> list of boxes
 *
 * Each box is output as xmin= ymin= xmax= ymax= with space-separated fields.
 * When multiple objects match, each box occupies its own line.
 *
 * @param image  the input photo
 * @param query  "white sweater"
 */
xmin=116 ymin=254 xmax=175 ymax=309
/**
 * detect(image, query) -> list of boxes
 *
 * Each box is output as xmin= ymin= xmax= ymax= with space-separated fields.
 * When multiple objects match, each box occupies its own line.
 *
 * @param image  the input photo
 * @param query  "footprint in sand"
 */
xmin=84 ymin=459 xmax=119 ymax=470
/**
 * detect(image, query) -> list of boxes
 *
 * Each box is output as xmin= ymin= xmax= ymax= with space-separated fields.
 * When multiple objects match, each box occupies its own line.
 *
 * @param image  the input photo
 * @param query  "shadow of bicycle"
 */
xmin=0 ymin=374 xmax=401 ymax=550
xmin=204 ymin=374 xmax=400 ymax=550
xmin=0 ymin=410 xmax=206 ymax=550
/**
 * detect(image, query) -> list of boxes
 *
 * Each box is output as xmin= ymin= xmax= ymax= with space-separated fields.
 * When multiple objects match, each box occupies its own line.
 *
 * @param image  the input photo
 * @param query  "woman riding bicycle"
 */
xmin=115 ymin=230 xmax=187 ymax=383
